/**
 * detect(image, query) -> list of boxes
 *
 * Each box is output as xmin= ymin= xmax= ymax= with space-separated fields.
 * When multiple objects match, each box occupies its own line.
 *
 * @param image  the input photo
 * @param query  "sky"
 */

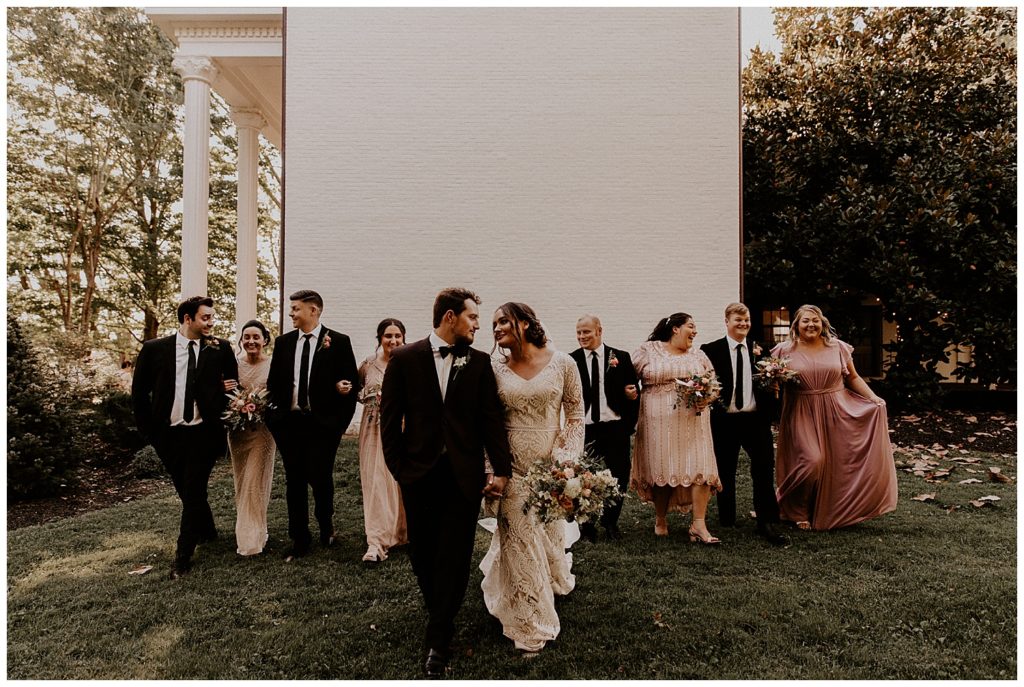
xmin=740 ymin=6 xmax=781 ymax=65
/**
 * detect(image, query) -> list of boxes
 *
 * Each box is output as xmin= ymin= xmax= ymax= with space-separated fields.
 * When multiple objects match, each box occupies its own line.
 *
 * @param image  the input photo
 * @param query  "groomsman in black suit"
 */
xmin=380 ymin=287 xmax=513 ymax=678
xmin=132 ymin=296 xmax=239 ymax=579
xmin=701 ymin=302 xmax=787 ymax=546
xmin=571 ymin=315 xmax=640 ymax=542
xmin=266 ymin=290 xmax=360 ymax=560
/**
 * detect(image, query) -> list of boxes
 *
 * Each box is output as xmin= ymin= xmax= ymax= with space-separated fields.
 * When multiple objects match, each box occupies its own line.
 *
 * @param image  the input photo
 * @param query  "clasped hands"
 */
xmin=482 ymin=474 xmax=508 ymax=499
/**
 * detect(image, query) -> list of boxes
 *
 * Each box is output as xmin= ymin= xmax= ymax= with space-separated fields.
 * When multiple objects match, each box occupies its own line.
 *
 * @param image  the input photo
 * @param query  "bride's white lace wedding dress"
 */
xmin=479 ymin=350 xmax=585 ymax=652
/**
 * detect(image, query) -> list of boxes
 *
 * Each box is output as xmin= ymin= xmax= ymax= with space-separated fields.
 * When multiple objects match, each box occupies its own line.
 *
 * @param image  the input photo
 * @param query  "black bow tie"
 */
xmin=438 ymin=345 xmax=466 ymax=359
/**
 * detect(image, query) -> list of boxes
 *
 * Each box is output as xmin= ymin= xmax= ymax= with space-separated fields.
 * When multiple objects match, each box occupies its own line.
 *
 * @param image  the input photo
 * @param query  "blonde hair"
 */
xmin=724 ymin=302 xmax=749 ymax=319
xmin=788 ymin=304 xmax=838 ymax=344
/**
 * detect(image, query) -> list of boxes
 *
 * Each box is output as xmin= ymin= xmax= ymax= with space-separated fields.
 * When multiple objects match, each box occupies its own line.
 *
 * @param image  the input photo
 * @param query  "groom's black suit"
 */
xmin=380 ymin=338 xmax=512 ymax=656
xmin=132 ymin=334 xmax=238 ymax=567
xmin=266 ymin=326 xmax=359 ymax=549
xmin=700 ymin=336 xmax=781 ymax=528
xmin=570 ymin=345 xmax=639 ymax=532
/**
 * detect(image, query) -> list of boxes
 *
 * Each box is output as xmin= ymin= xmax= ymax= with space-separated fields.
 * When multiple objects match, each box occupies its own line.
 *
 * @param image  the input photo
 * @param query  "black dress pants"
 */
xmin=584 ymin=421 xmax=632 ymax=529
xmin=709 ymin=410 xmax=780 ymax=526
xmin=155 ymin=423 xmax=224 ymax=563
xmin=275 ymin=411 xmax=344 ymax=547
xmin=399 ymin=454 xmax=481 ymax=656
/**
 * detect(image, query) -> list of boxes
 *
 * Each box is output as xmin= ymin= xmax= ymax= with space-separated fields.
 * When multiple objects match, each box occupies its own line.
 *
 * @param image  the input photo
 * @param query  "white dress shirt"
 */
xmin=170 ymin=332 xmax=203 ymax=426
xmin=292 ymin=322 xmax=323 ymax=410
xmin=726 ymin=335 xmax=757 ymax=413
xmin=584 ymin=344 xmax=621 ymax=425
xmin=428 ymin=331 xmax=456 ymax=401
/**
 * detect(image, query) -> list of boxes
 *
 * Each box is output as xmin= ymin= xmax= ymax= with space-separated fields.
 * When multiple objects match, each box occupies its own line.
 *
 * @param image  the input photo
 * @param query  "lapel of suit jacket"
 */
xmin=602 ymin=346 xmax=613 ymax=395
xmin=310 ymin=327 xmax=329 ymax=377
xmin=718 ymin=338 xmax=735 ymax=393
xmin=419 ymin=338 xmax=444 ymax=406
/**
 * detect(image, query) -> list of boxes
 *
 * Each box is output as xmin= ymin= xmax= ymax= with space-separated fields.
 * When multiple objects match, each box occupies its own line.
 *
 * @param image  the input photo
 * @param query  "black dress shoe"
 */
xmin=319 ymin=531 xmax=336 ymax=547
xmin=198 ymin=529 xmax=219 ymax=544
xmin=756 ymin=523 xmax=789 ymax=547
xmin=284 ymin=543 xmax=310 ymax=561
xmin=169 ymin=559 xmax=192 ymax=580
xmin=604 ymin=524 xmax=622 ymax=541
xmin=580 ymin=522 xmax=598 ymax=543
xmin=424 ymin=649 xmax=449 ymax=679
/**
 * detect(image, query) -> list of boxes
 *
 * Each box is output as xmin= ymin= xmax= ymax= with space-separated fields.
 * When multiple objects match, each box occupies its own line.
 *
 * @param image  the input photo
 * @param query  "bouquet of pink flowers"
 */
xmin=754 ymin=356 xmax=800 ymax=396
xmin=221 ymin=386 xmax=272 ymax=432
xmin=673 ymin=372 xmax=722 ymax=415
xmin=522 ymin=448 xmax=622 ymax=525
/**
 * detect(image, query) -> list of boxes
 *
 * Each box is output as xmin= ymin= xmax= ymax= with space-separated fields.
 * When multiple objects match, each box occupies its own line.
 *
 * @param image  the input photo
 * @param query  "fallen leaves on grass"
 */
xmin=988 ymin=467 xmax=1013 ymax=483
xmin=128 ymin=565 xmax=152 ymax=576
xmin=652 ymin=612 xmax=671 ymax=629
xmin=969 ymin=496 xmax=1001 ymax=508
xmin=958 ymin=479 xmax=983 ymax=485
xmin=911 ymin=493 xmax=936 ymax=502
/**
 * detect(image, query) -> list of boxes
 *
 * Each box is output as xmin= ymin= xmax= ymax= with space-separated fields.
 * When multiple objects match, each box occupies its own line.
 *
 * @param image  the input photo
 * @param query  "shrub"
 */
xmin=7 ymin=317 xmax=76 ymax=500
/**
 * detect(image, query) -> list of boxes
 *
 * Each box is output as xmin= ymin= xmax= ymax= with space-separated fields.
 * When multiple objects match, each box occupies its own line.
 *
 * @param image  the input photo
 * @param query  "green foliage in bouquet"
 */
xmin=522 ymin=447 xmax=622 ymax=525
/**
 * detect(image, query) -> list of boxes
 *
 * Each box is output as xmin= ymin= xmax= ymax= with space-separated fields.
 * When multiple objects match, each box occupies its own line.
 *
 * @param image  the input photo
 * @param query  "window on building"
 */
xmin=761 ymin=308 xmax=790 ymax=345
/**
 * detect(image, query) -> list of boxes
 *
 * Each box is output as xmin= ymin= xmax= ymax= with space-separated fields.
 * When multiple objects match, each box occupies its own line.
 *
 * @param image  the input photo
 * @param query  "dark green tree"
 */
xmin=743 ymin=7 xmax=1016 ymax=407
xmin=7 ymin=316 xmax=75 ymax=500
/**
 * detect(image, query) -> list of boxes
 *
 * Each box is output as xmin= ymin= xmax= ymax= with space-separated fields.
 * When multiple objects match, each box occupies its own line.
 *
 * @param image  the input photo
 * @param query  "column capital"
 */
xmin=229 ymin=108 xmax=266 ymax=131
xmin=172 ymin=55 xmax=218 ymax=85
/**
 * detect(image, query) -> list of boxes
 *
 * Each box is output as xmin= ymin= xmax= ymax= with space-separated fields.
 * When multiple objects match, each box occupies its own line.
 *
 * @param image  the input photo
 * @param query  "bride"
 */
xmin=480 ymin=302 xmax=585 ymax=653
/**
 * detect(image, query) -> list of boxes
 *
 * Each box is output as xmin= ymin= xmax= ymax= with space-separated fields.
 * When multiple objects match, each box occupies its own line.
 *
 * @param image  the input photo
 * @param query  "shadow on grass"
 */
xmin=7 ymin=439 xmax=1017 ymax=679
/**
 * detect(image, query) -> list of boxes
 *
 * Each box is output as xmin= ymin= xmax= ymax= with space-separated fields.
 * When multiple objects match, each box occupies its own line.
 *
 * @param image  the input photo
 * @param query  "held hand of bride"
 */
xmin=624 ymin=384 xmax=639 ymax=401
xmin=223 ymin=378 xmax=238 ymax=392
xmin=482 ymin=474 xmax=508 ymax=498
xmin=335 ymin=379 xmax=353 ymax=395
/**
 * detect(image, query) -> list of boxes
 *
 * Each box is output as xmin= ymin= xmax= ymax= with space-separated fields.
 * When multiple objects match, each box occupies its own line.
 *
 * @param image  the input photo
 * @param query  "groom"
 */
xmin=380 ymin=287 xmax=512 ymax=678
xmin=701 ymin=302 xmax=787 ymax=546
xmin=266 ymin=289 xmax=360 ymax=560
xmin=131 ymin=296 xmax=238 ymax=579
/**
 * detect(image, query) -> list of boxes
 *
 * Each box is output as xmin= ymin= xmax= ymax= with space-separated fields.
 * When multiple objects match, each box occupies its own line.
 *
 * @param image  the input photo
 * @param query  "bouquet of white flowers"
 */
xmin=522 ymin=447 xmax=622 ymax=525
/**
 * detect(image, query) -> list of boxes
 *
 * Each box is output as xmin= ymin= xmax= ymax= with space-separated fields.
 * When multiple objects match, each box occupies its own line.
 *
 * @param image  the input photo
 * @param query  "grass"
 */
xmin=7 ymin=439 xmax=1017 ymax=679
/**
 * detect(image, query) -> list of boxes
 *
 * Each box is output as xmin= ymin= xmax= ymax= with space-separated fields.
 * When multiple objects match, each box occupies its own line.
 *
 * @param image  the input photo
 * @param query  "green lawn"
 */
xmin=7 ymin=439 xmax=1017 ymax=679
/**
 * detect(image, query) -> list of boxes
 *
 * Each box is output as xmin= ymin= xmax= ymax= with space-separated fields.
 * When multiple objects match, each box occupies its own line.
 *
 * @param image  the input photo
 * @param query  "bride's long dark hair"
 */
xmin=492 ymin=302 xmax=547 ymax=355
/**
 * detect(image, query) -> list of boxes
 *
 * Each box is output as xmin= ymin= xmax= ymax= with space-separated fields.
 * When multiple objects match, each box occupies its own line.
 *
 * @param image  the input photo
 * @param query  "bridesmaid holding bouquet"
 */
xmin=356 ymin=318 xmax=409 ymax=563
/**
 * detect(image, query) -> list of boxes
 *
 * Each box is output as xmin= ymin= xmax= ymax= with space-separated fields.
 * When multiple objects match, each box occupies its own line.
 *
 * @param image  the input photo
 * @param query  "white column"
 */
xmin=172 ymin=55 xmax=218 ymax=299
xmin=229 ymin=108 xmax=266 ymax=337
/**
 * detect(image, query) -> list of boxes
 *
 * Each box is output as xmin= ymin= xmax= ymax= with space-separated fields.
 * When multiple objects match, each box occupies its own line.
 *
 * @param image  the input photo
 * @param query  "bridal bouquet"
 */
xmin=522 ymin=448 xmax=622 ymax=525
xmin=673 ymin=372 xmax=722 ymax=415
xmin=754 ymin=356 xmax=800 ymax=397
xmin=222 ymin=386 xmax=272 ymax=432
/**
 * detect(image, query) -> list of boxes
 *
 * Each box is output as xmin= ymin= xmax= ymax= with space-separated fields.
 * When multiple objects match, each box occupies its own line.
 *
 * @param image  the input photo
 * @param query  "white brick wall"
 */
xmin=284 ymin=8 xmax=741 ymax=370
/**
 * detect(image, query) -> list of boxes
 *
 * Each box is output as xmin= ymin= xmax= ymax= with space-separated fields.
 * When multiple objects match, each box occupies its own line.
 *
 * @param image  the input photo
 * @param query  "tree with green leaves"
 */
xmin=8 ymin=7 xmax=281 ymax=354
xmin=743 ymin=7 xmax=1016 ymax=407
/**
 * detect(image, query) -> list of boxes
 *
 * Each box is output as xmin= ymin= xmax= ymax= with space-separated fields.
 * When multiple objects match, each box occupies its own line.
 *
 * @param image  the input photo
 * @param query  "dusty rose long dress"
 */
xmin=228 ymin=356 xmax=275 ymax=555
xmin=357 ymin=356 xmax=407 ymax=560
xmin=771 ymin=339 xmax=898 ymax=530
xmin=631 ymin=341 xmax=721 ymax=513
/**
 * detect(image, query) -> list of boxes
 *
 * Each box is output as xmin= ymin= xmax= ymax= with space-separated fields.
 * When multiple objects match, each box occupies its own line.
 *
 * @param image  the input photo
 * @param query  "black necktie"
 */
xmin=734 ymin=343 xmax=745 ymax=411
xmin=590 ymin=351 xmax=601 ymax=423
xmin=183 ymin=341 xmax=197 ymax=422
xmin=298 ymin=333 xmax=312 ymax=410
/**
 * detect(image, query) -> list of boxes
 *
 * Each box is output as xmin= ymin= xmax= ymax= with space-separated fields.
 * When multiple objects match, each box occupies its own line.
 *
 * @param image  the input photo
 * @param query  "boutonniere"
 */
xmin=752 ymin=343 xmax=763 ymax=358
xmin=202 ymin=336 xmax=220 ymax=350
xmin=317 ymin=332 xmax=332 ymax=352
xmin=451 ymin=353 xmax=470 ymax=380
xmin=607 ymin=351 xmax=619 ymax=370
